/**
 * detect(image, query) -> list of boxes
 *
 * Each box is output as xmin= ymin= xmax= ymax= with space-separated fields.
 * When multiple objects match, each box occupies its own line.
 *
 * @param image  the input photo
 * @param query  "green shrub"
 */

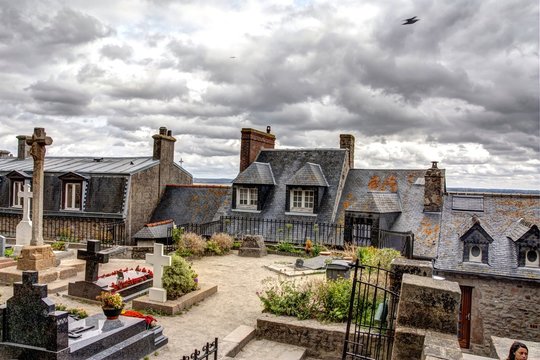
xmin=176 ymin=232 xmax=205 ymax=257
xmin=356 ymin=246 xmax=401 ymax=270
xmin=51 ymin=241 xmax=66 ymax=251
xmin=209 ymin=233 xmax=234 ymax=253
xmin=232 ymin=241 xmax=242 ymax=250
xmin=312 ymin=278 xmax=352 ymax=322
xmin=205 ymin=240 xmax=221 ymax=255
xmin=276 ymin=241 xmax=300 ymax=253
xmin=162 ymin=254 xmax=198 ymax=300
xmin=4 ymin=248 xmax=14 ymax=258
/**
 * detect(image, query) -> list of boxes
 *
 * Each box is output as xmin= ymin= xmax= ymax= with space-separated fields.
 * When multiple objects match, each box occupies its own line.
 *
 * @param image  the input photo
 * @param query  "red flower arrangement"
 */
xmin=97 ymin=266 xmax=154 ymax=291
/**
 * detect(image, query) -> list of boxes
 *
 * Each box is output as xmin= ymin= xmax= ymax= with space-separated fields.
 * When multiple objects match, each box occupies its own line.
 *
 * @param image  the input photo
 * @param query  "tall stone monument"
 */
xmin=17 ymin=128 xmax=56 ymax=271
xmin=14 ymin=184 xmax=32 ymax=255
xmin=146 ymin=243 xmax=171 ymax=303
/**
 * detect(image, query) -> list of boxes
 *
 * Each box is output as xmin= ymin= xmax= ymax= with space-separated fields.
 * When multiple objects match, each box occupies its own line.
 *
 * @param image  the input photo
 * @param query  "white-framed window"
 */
xmin=237 ymin=187 xmax=258 ymax=209
xmin=290 ymin=188 xmax=315 ymax=213
xmin=64 ymin=182 xmax=82 ymax=210
xmin=525 ymin=249 xmax=539 ymax=268
xmin=11 ymin=180 xmax=23 ymax=208
xmin=468 ymin=245 xmax=482 ymax=263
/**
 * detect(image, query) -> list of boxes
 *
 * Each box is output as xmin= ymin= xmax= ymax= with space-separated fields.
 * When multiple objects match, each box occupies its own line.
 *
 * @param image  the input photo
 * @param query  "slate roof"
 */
xmin=224 ymin=148 xmax=348 ymax=223
xmin=435 ymin=191 xmax=540 ymax=280
xmin=0 ymin=156 xmax=190 ymax=176
xmin=337 ymin=168 xmax=441 ymax=258
xmin=287 ymin=163 xmax=329 ymax=187
xmin=151 ymin=185 xmax=231 ymax=225
xmin=232 ymin=162 xmax=275 ymax=185
xmin=133 ymin=219 xmax=174 ymax=239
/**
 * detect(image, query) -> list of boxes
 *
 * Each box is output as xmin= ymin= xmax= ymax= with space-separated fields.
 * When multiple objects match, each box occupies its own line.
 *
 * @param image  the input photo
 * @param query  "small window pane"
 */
xmin=527 ymin=250 xmax=538 ymax=263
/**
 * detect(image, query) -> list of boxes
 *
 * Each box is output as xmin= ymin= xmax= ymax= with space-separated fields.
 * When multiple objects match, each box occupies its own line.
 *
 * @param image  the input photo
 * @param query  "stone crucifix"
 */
xmin=18 ymin=184 xmax=33 ymax=222
xmin=146 ymin=243 xmax=171 ymax=303
xmin=26 ymin=128 xmax=53 ymax=246
xmin=77 ymin=240 xmax=110 ymax=283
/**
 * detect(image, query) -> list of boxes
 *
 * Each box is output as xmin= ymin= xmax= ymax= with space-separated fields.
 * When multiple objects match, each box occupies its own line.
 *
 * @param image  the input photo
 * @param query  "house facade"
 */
xmin=0 ymin=127 xmax=192 ymax=244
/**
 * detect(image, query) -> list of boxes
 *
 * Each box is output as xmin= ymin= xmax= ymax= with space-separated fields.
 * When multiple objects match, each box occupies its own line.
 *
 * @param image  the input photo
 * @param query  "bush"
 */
xmin=176 ymin=232 xmax=205 ymax=257
xmin=162 ymin=254 xmax=198 ymax=300
xmin=205 ymin=240 xmax=221 ymax=255
xmin=258 ymin=278 xmax=359 ymax=323
xmin=51 ymin=241 xmax=66 ymax=251
xmin=209 ymin=233 xmax=234 ymax=253
xmin=356 ymin=246 xmax=401 ymax=270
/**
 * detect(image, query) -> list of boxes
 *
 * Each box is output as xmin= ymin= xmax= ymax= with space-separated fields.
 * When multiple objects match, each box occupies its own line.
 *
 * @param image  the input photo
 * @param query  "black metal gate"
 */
xmin=342 ymin=260 xmax=400 ymax=360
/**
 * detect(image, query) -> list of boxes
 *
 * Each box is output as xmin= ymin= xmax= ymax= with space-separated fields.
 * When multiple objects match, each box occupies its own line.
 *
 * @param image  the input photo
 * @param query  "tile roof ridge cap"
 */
xmin=167 ymin=184 xmax=230 ymax=189
xmin=146 ymin=219 xmax=174 ymax=227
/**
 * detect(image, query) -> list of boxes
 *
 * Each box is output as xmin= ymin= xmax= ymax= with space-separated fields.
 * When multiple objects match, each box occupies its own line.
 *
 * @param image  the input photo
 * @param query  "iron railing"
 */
xmin=182 ymin=338 xmax=218 ymax=360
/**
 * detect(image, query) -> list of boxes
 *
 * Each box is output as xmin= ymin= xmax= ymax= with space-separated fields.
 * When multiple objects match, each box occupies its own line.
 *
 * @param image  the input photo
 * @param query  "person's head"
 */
xmin=508 ymin=341 xmax=528 ymax=360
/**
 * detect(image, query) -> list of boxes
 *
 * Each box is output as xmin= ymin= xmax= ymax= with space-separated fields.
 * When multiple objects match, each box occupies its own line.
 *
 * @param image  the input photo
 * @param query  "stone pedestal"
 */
xmin=149 ymin=287 xmax=167 ymax=303
xmin=17 ymin=245 xmax=57 ymax=271
xmin=238 ymin=235 xmax=267 ymax=257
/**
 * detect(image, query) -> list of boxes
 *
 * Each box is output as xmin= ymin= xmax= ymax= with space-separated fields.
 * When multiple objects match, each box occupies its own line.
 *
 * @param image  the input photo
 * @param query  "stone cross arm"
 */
xmin=146 ymin=243 xmax=171 ymax=289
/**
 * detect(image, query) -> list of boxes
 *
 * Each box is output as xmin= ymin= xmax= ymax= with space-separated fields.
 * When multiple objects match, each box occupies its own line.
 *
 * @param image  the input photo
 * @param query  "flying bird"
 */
xmin=402 ymin=16 xmax=420 ymax=25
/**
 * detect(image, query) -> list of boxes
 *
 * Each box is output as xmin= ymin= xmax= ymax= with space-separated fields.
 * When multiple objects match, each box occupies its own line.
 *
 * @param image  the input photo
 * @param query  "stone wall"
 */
xmin=256 ymin=314 xmax=346 ymax=359
xmin=442 ymin=273 xmax=540 ymax=355
xmin=128 ymin=166 xmax=161 ymax=243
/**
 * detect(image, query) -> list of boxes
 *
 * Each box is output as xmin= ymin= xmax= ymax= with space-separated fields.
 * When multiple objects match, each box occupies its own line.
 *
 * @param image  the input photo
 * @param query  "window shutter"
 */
xmin=231 ymin=186 xmax=237 ymax=209
xmin=463 ymin=244 xmax=469 ymax=262
xmin=285 ymin=187 xmax=290 ymax=212
xmin=481 ymin=244 xmax=489 ymax=263
xmin=518 ymin=247 xmax=526 ymax=267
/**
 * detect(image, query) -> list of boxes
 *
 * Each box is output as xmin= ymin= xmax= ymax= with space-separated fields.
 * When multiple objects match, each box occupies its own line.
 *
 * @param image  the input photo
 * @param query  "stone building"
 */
xmin=435 ymin=191 xmax=540 ymax=355
xmin=0 ymin=127 xmax=192 ymax=244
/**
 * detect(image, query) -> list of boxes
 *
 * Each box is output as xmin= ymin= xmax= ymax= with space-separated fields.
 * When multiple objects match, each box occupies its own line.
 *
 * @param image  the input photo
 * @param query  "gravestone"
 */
xmin=17 ymin=128 xmax=56 ymax=271
xmin=0 ymin=235 xmax=5 ymax=257
xmin=0 ymin=271 xmax=70 ymax=358
xmin=238 ymin=235 xmax=267 ymax=257
xmin=0 ymin=271 xmax=168 ymax=359
xmin=14 ymin=183 xmax=32 ymax=255
xmin=68 ymin=240 xmax=111 ymax=301
xmin=146 ymin=243 xmax=171 ymax=303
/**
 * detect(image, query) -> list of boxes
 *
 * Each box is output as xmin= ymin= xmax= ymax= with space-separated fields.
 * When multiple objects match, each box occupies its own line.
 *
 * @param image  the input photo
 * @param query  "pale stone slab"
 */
xmin=16 ymin=184 xmax=33 ymax=247
xmin=148 ymin=287 xmax=167 ymax=303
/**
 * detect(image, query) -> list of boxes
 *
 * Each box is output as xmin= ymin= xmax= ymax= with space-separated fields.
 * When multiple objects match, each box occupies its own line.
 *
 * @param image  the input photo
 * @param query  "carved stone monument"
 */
xmin=146 ymin=243 xmax=171 ymax=303
xmin=14 ymin=183 xmax=32 ymax=255
xmin=238 ymin=235 xmax=267 ymax=257
xmin=17 ymin=128 xmax=57 ymax=271
xmin=68 ymin=240 xmax=110 ymax=301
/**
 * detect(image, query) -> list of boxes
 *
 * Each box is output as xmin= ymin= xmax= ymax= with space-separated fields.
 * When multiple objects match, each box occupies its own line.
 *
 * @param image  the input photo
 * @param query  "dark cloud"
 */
xmin=25 ymin=80 xmax=92 ymax=116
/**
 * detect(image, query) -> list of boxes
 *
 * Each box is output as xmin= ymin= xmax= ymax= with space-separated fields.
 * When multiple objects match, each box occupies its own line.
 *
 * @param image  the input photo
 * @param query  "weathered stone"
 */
xmin=390 ymin=257 xmax=433 ymax=295
xmin=421 ymin=331 xmax=463 ymax=360
xmin=238 ymin=235 xmax=267 ymax=257
xmin=392 ymin=326 xmax=425 ymax=360
xmin=16 ymin=245 xmax=56 ymax=271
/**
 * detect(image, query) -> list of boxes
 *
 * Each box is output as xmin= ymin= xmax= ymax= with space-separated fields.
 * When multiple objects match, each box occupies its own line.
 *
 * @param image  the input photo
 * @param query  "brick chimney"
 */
xmin=340 ymin=134 xmax=355 ymax=169
xmin=16 ymin=135 xmax=30 ymax=160
xmin=240 ymin=127 xmax=275 ymax=172
xmin=424 ymin=161 xmax=444 ymax=212
xmin=152 ymin=127 xmax=177 ymax=195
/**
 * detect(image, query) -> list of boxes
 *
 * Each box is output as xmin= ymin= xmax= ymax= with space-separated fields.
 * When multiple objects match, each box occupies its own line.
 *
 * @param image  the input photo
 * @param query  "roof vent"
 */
xmin=93 ymin=158 xmax=104 ymax=162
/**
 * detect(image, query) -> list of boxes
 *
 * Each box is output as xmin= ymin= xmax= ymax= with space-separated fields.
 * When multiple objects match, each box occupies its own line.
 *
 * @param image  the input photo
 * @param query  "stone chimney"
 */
xmin=424 ymin=161 xmax=444 ymax=212
xmin=0 ymin=150 xmax=12 ymax=158
xmin=16 ymin=135 xmax=30 ymax=160
xmin=340 ymin=134 xmax=355 ymax=169
xmin=152 ymin=127 xmax=177 ymax=196
xmin=239 ymin=127 xmax=276 ymax=172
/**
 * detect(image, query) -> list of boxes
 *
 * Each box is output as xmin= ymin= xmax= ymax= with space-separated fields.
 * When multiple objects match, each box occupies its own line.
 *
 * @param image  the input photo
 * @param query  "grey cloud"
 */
xmin=25 ymin=80 xmax=92 ymax=116
xmin=100 ymin=44 xmax=133 ymax=60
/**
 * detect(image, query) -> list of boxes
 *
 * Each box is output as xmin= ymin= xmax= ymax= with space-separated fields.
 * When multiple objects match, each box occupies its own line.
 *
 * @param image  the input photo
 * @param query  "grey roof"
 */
xmin=286 ymin=163 xmax=329 ymax=187
xmin=435 ymin=192 xmax=540 ymax=280
xmin=506 ymin=218 xmax=536 ymax=242
xmin=151 ymin=185 xmax=231 ymax=225
xmin=232 ymin=162 xmax=276 ymax=185
xmin=133 ymin=220 xmax=174 ymax=239
xmin=224 ymin=148 xmax=348 ymax=222
xmin=0 ymin=156 xmax=159 ymax=175
xmin=337 ymin=168 xmax=441 ymax=258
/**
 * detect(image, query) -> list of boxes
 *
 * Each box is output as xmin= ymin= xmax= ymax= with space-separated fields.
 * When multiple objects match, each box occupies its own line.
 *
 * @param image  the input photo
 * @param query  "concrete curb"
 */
xmin=220 ymin=325 xmax=256 ymax=359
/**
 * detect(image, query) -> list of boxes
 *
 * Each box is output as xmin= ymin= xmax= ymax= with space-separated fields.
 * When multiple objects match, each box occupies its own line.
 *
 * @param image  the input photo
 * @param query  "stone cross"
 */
xmin=18 ymin=184 xmax=33 ymax=221
xmin=146 ymin=243 xmax=171 ymax=302
xmin=26 ymin=128 xmax=53 ymax=246
xmin=77 ymin=240 xmax=109 ymax=282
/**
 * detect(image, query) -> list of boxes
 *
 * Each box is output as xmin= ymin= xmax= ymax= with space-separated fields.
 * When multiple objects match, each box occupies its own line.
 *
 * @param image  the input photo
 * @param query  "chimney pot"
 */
xmin=167 ymin=130 xmax=172 ymax=136
xmin=431 ymin=161 xmax=438 ymax=168
xmin=159 ymin=127 xmax=167 ymax=135
xmin=339 ymin=134 xmax=355 ymax=169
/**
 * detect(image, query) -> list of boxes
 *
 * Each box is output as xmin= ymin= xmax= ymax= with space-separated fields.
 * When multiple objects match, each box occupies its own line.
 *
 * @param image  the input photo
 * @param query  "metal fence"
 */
xmin=0 ymin=213 xmax=127 ymax=247
xmin=180 ymin=216 xmax=414 ymax=257
xmin=182 ymin=338 xmax=218 ymax=360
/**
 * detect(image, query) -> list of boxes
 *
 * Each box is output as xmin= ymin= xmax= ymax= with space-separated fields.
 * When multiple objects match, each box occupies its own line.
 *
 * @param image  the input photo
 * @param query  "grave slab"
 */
xmin=265 ymin=262 xmax=326 ymax=277
xmin=132 ymin=283 xmax=218 ymax=315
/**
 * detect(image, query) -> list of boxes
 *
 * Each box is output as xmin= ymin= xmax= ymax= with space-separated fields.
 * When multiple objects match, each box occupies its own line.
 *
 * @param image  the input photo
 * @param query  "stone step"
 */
xmin=228 ymin=339 xmax=307 ymax=360
xmin=462 ymin=354 xmax=498 ymax=360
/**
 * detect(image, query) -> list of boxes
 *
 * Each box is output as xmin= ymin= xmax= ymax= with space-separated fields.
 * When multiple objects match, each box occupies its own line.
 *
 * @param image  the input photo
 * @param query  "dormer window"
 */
xmin=11 ymin=181 xmax=23 ymax=208
xmin=59 ymin=172 xmax=88 ymax=212
xmin=64 ymin=182 xmax=82 ymax=210
xmin=237 ymin=187 xmax=258 ymax=210
xmin=460 ymin=216 xmax=494 ymax=265
xmin=290 ymin=188 xmax=314 ymax=213
xmin=525 ymin=249 xmax=539 ymax=268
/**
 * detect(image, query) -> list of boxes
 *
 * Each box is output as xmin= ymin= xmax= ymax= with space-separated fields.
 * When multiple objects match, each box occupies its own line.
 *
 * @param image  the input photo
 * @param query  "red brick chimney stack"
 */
xmin=239 ymin=127 xmax=276 ymax=172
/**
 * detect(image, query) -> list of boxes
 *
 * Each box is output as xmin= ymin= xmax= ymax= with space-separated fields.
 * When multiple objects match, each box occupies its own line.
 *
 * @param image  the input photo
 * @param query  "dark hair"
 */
xmin=507 ymin=341 xmax=528 ymax=360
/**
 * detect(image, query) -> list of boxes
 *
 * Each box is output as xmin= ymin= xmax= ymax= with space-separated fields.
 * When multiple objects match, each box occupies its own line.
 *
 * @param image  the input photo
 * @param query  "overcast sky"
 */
xmin=0 ymin=0 xmax=538 ymax=190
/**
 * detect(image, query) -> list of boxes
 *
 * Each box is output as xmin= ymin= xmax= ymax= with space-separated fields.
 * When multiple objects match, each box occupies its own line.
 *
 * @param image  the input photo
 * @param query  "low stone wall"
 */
xmin=256 ymin=314 xmax=346 ymax=359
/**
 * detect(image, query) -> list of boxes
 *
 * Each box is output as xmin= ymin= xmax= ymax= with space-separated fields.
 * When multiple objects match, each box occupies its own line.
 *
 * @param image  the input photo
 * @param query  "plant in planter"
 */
xmin=162 ymin=254 xmax=198 ymax=300
xmin=96 ymin=291 xmax=124 ymax=319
